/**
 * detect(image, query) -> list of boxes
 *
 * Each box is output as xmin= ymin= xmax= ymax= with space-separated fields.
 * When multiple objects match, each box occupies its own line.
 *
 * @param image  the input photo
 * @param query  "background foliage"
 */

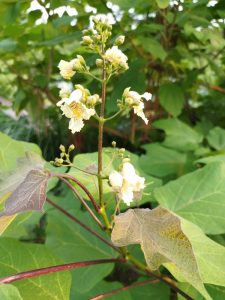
xmin=1 ymin=0 xmax=225 ymax=299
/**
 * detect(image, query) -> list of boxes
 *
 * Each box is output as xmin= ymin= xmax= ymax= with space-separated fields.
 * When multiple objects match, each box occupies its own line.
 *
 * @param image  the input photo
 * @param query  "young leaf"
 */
xmin=0 ymin=169 xmax=50 ymax=216
xmin=111 ymin=207 xmax=210 ymax=300
xmin=159 ymin=83 xmax=185 ymax=117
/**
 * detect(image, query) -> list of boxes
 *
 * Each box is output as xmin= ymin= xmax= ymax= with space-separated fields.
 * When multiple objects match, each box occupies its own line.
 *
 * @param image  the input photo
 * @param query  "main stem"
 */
xmin=97 ymin=57 xmax=111 ymax=230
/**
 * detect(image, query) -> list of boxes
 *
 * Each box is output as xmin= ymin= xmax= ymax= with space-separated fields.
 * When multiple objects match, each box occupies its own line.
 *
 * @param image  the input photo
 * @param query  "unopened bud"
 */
xmin=112 ymin=141 xmax=116 ymax=147
xmin=119 ymin=148 xmax=125 ymax=153
xmin=82 ymin=36 xmax=93 ymax=45
xmin=115 ymin=35 xmax=125 ymax=46
xmin=69 ymin=144 xmax=75 ymax=151
xmin=96 ymin=59 xmax=103 ymax=68
xmin=59 ymin=145 xmax=65 ymax=152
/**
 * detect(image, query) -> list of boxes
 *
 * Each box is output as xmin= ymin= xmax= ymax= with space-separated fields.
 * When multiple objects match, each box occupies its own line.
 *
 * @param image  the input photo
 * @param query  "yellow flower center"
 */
xmin=69 ymin=102 xmax=84 ymax=119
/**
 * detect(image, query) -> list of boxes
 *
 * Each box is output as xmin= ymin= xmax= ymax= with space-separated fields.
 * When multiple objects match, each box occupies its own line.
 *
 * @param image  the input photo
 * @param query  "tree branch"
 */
xmin=0 ymin=258 xmax=124 ymax=284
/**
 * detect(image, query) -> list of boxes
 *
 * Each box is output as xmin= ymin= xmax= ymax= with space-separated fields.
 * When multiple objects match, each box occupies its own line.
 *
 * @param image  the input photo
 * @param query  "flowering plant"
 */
xmin=0 ymin=17 xmax=221 ymax=300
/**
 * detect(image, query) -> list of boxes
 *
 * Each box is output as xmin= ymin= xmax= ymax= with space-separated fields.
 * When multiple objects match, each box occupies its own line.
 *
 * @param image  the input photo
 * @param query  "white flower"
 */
xmin=123 ymin=88 xmax=152 ymax=124
xmin=57 ymin=87 xmax=95 ymax=133
xmin=109 ymin=160 xmax=145 ymax=206
xmin=58 ymin=56 xmax=86 ymax=80
xmin=105 ymin=46 xmax=128 ymax=70
xmin=58 ymin=60 xmax=76 ymax=80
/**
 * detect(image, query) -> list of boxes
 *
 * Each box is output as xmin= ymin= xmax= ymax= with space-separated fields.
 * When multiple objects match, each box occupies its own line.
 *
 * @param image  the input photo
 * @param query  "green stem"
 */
xmin=104 ymin=109 xmax=124 ymax=122
xmin=97 ymin=54 xmax=111 ymax=230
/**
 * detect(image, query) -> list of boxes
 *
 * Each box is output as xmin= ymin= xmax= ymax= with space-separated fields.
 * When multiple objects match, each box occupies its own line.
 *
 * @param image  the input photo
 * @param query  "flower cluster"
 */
xmin=117 ymin=88 xmax=152 ymax=124
xmin=109 ymin=159 xmax=145 ymax=206
xmin=57 ymin=85 xmax=100 ymax=133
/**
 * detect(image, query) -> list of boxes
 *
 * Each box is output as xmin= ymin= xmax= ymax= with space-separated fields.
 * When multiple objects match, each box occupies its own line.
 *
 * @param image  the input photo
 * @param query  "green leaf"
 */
xmin=155 ymin=0 xmax=170 ymax=9
xmin=0 ymin=39 xmax=17 ymax=52
xmin=76 ymin=279 xmax=170 ymax=299
xmin=137 ymin=37 xmax=167 ymax=60
xmin=207 ymin=127 xmax=225 ymax=150
xmin=0 ymin=238 xmax=71 ymax=300
xmin=154 ymin=119 xmax=203 ymax=151
xmin=159 ymin=83 xmax=185 ymax=117
xmin=0 ymin=284 xmax=23 ymax=300
xmin=0 ymin=132 xmax=41 ymax=173
xmin=154 ymin=162 xmax=225 ymax=234
xmin=111 ymin=207 xmax=210 ymax=299
xmin=46 ymin=202 xmax=116 ymax=294
xmin=178 ymin=283 xmax=225 ymax=300
xmin=139 ymin=143 xmax=188 ymax=178
xmin=180 ymin=219 xmax=225 ymax=287
xmin=68 ymin=150 xmax=112 ymax=201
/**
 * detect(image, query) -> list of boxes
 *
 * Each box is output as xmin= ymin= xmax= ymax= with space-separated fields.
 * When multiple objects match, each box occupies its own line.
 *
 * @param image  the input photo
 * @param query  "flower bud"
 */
xmin=115 ymin=35 xmax=125 ymax=46
xmin=69 ymin=144 xmax=75 ymax=151
xmin=119 ymin=148 xmax=125 ymax=153
xmin=82 ymin=36 xmax=93 ymax=45
xmin=96 ymin=59 xmax=103 ymax=68
xmin=112 ymin=141 xmax=116 ymax=147
xmin=59 ymin=144 xmax=65 ymax=152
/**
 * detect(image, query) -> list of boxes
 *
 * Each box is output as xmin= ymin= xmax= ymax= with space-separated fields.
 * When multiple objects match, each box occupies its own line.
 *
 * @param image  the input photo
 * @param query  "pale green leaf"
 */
xmin=137 ymin=37 xmax=167 ymax=60
xmin=68 ymin=150 xmax=113 ymax=201
xmin=156 ymin=0 xmax=170 ymax=9
xmin=139 ymin=143 xmax=188 ymax=177
xmin=176 ymin=219 xmax=225 ymax=287
xmin=178 ymin=283 xmax=225 ymax=300
xmin=159 ymin=83 xmax=185 ymax=117
xmin=0 ymin=132 xmax=41 ymax=173
xmin=0 ymin=238 xmax=71 ymax=300
xmin=111 ymin=207 xmax=210 ymax=299
xmin=154 ymin=119 xmax=203 ymax=151
xmin=207 ymin=127 xmax=225 ymax=150
xmin=0 ymin=284 xmax=23 ymax=300
xmin=154 ymin=162 xmax=225 ymax=234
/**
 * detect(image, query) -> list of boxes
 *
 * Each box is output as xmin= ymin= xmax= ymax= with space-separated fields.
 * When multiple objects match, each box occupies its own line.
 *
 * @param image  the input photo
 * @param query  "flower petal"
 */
xmin=68 ymin=118 xmax=84 ymax=133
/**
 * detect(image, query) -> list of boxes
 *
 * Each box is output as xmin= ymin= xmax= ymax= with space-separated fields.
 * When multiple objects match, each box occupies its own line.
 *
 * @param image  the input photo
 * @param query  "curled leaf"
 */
xmin=111 ymin=207 xmax=210 ymax=300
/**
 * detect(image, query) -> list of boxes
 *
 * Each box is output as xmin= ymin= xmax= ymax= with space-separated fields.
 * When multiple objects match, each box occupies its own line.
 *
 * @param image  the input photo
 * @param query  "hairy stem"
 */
xmin=90 ymin=279 xmax=159 ymax=300
xmin=0 ymin=258 xmax=124 ymax=284
xmin=59 ymin=177 xmax=104 ymax=229
xmin=97 ymin=57 xmax=111 ymax=230
xmin=46 ymin=198 xmax=120 ymax=253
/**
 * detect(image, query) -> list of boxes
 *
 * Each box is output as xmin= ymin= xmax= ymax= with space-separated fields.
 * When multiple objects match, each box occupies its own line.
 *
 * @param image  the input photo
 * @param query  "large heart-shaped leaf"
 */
xmin=0 ymin=238 xmax=71 ymax=300
xmin=154 ymin=162 xmax=225 ymax=234
xmin=111 ymin=207 xmax=210 ymax=299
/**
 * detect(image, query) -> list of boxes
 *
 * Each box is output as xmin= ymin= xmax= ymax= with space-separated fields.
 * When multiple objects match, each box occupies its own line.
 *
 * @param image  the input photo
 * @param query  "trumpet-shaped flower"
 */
xmin=123 ymin=88 xmax=152 ymax=124
xmin=109 ymin=159 xmax=145 ymax=205
xmin=57 ymin=87 xmax=95 ymax=133
xmin=105 ymin=46 xmax=128 ymax=70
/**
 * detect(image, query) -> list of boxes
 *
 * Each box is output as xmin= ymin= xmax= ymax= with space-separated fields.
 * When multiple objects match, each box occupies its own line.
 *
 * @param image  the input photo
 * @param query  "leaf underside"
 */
xmin=111 ymin=207 xmax=210 ymax=299
xmin=0 ymin=169 xmax=49 ymax=216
